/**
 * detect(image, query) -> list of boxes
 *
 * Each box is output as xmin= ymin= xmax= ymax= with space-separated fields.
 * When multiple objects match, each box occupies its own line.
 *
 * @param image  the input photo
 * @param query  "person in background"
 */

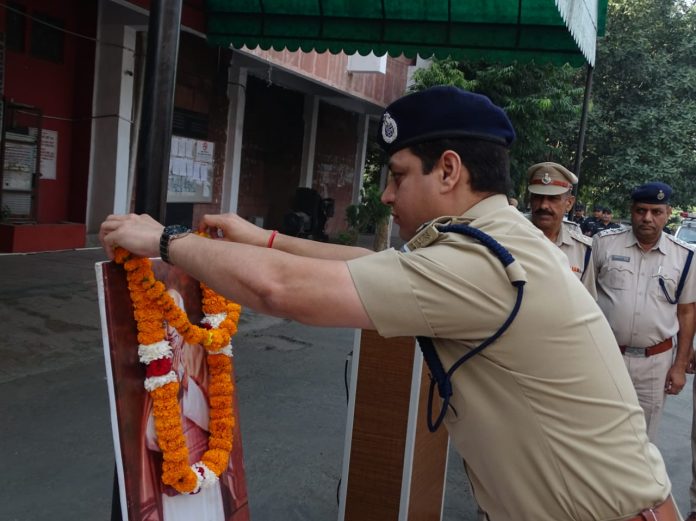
xmin=582 ymin=205 xmax=603 ymax=236
xmin=572 ymin=202 xmax=586 ymax=226
xmin=527 ymin=162 xmax=595 ymax=298
xmin=589 ymin=182 xmax=696 ymax=441
xmin=591 ymin=207 xmax=621 ymax=235
xmin=101 ymin=86 xmax=681 ymax=521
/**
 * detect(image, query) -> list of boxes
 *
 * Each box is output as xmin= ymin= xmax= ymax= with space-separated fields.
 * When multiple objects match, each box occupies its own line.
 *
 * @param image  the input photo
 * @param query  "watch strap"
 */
xmin=160 ymin=225 xmax=191 ymax=264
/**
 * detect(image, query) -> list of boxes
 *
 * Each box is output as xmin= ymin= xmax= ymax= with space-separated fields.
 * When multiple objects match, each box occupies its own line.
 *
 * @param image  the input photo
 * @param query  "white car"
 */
xmin=675 ymin=217 xmax=696 ymax=244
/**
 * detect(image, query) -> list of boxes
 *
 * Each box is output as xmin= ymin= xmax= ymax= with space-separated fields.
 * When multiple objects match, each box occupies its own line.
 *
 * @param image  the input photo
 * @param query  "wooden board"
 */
xmin=340 ymin=330 xmax=449 ymax=521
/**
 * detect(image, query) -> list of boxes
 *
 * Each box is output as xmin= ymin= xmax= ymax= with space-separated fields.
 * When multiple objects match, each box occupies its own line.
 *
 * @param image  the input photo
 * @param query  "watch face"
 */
xmin=165 ymin=224 xmax=190 ymax=236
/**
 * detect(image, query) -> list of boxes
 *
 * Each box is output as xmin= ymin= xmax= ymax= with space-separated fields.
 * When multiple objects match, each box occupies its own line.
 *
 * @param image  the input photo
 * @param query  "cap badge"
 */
xmin=381 ymin=112 xmax=397 ymax=144
xmin=657 ymin=190 xmax=665 ymax=200
xmin=541 ymin=172 xmax=551 ymax=185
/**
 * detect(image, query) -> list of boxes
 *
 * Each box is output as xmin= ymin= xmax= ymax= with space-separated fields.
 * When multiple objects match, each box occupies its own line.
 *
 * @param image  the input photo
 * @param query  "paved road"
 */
xmin=0 ymin=249 xmax=693 ymax=520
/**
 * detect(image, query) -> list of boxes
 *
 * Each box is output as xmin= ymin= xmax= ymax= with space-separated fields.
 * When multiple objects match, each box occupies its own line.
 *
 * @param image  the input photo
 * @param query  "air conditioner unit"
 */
xmin=346 ymin=52 xmax=387 ymax=74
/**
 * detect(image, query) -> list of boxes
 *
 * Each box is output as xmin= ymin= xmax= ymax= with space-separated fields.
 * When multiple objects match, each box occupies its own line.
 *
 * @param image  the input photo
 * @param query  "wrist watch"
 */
xmin=160 ymin=224 xmax=191 ymax=264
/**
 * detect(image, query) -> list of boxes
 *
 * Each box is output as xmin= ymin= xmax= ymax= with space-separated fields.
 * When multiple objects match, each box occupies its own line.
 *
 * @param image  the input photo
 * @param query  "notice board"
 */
xmin=167 ymin=135 xmax=215 ymax=203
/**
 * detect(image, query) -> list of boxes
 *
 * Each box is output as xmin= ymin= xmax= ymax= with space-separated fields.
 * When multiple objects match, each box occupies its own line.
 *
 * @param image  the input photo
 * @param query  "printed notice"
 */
xmin=40 ymin=129 xmax=58 ymax=180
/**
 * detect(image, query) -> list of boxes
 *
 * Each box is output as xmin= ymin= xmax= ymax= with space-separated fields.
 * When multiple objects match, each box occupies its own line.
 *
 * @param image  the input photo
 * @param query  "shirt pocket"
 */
xmin=601 ymin=263 xmax=634 ymax=290
xmin=651 ymin=268 xmax=679 ymax=303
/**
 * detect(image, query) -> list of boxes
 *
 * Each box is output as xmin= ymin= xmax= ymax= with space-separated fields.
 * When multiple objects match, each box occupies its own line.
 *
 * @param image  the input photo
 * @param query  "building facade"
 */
xmin=0 ymin=0 xmax=410 ymax=252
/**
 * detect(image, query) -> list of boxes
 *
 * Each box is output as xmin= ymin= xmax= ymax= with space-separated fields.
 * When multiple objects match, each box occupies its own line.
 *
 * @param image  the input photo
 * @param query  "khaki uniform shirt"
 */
xmin=558 ymin=221 xmax=596 ymax=299
xmin=347 ymin=195 xmax=669 ymax=521
xmin=591 ymin=228 xmax=696 ymax=347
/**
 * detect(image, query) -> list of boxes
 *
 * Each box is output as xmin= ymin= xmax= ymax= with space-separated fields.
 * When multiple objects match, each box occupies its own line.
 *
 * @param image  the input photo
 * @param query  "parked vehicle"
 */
xmin=675 ymin=213 xmax=696 ymax=244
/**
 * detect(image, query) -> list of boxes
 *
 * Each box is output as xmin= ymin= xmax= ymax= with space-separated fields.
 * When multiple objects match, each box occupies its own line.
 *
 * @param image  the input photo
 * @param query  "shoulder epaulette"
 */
xmin=595 ymin=227 xmax=627 ymax=239
xmin=563 ymin=221 xmax=592 ymax=246
xmin=665 ymin=233 xmax=695 ymax=251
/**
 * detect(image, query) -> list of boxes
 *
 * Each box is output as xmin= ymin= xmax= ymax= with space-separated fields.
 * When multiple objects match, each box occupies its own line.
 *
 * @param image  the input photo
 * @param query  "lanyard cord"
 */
xmin=658 ymin=249 xmax=693 ymax=304
xmin=414 ymin=223 xmax=526 ymax=433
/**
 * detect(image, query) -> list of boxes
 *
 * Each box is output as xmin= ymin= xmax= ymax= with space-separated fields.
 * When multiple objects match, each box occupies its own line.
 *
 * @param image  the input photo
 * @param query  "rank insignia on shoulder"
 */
xmin=596 ymin=227 xmax=626 ymax=238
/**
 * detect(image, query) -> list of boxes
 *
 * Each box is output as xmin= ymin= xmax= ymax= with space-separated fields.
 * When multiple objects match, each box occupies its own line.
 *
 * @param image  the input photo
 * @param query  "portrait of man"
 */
xmin=98 ymin=259 xmax=249 ymax=521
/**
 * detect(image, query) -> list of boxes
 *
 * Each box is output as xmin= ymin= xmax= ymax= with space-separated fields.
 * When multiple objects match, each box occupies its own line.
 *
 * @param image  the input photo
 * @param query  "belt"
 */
xmin=620 ymin=338 xmax=673 ymax=357
xmin=624 ymin=496 xmax=679 ymax=521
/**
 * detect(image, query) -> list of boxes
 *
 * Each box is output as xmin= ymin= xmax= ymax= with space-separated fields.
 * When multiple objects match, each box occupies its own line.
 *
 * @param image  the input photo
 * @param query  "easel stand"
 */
xmin=339 ymin=330 xmax=449 ymax=521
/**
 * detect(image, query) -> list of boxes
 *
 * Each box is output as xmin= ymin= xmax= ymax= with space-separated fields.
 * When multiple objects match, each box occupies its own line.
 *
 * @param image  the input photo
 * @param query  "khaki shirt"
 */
xmin=558 ymin=221 xmax=596 ymax=299
xmin=347 ymin=195 xmax=669 ymax=521
xmin=591 ymin=227 xmax=696 ymax=347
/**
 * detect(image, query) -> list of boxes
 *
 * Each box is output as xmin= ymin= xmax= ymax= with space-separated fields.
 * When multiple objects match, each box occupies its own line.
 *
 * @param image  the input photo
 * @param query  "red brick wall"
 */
xmin=312 ymin=102 xmax=358 ymax=236
xmin=243 ymin=48 xmax=411 ymax=108
xmin=171 ymin=32 xmax=232 ymax=227
xmin=237 ymin=76 xmax=304 ymax=231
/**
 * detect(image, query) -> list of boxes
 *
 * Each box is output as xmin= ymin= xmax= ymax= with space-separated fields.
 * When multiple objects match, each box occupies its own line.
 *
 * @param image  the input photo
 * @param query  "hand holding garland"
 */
xmin=101 ymin=213 xmax=374 ymax=329
xmin=199 ymin=212 xmax=373 ymax=260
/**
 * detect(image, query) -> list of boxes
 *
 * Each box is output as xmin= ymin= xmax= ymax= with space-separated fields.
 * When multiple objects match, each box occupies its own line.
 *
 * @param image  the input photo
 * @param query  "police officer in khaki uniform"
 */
xmin=591 ymin=182 xmax=696 ymax=442
xmin=100 ymin=87 xmax=680 ymax=521
xmin=527 ymin=162 xmax=596 ymax=298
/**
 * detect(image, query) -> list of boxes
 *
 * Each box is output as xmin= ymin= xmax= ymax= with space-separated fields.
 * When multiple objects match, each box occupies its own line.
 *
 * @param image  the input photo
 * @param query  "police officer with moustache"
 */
xmin=101 ymin=87 xmax=681 ymax=521
xmin=590 ymin=182 xmax=696 ymax=442
xmin=527 ymin=162 xmax=596 ymax=298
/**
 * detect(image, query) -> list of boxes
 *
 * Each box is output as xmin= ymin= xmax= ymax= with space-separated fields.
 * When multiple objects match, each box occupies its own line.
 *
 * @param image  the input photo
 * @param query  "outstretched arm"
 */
xmin=200 ymin=213 xmax=374 ymax=261
xmin=100 ymin=214 xmax=375 ymax=329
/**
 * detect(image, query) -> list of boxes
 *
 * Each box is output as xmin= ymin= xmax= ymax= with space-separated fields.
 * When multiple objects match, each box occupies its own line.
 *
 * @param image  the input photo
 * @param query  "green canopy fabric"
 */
xmin=206 ymin=0 xmax=608 ymax=67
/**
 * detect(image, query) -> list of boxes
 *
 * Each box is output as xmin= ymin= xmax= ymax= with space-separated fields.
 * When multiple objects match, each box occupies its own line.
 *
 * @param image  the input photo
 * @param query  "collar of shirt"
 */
xmin=626 ymin=229 xmax=667 ymax=254
xmin=556 ymin=223 xmax=574 ymax=247
xmin=460 ymin=193 xmax=510 ymax=221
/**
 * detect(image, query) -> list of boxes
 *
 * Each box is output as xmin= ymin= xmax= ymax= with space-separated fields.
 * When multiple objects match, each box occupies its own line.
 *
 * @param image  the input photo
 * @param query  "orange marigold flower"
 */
xmin=119 ymin=248 xmax=241 ymax=495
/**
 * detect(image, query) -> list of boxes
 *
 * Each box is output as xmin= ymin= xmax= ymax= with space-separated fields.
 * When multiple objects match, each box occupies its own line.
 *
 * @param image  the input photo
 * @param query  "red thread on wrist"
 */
xmin=267 ymin=230 xmax=278 ymax=249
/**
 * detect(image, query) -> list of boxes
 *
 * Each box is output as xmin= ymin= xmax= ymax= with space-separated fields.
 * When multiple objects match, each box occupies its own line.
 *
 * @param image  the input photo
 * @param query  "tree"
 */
xmin=409 ymin=58 xmax=585 ymax=202
xmin=582 ymin=0 xmax=696 ymax=212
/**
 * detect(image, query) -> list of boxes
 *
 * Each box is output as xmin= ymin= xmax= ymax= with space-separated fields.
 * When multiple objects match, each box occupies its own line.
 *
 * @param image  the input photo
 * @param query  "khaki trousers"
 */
xmin=623 ymin=348 xmax=673 ymax=442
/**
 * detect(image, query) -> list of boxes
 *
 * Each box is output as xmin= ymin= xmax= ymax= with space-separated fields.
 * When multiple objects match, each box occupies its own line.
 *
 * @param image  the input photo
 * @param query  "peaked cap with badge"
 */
xmin=527 ymin=162 xmax=578 ymax=196
xmin=631 ymin=182 xmax=672 ymax=205
xmin=378 ymin=86 xmax=515 ymax=155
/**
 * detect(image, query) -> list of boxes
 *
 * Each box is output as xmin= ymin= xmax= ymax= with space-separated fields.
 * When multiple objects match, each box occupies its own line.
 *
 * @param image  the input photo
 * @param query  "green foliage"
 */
xmin=410 ymin=58 xmax=585 ymax=199
xmin=344 ymin=138 xmax=391 ymax=236
xmin=581 ymin=0 xmax=696 ymax=212
xmin=346 ymin=182 xmax=391 ymax=234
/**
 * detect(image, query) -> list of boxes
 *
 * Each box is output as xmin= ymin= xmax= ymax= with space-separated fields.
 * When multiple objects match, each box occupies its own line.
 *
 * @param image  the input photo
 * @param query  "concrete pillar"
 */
xmin=220 ymin=63 xmax=248 ymax=214
xmin=299 ymin=94 xmax=319 ymax=188
xmin=85 ymin=13 xmax=136 ymax=237
xmin=352 ymin=113 xmax=370 ymax=205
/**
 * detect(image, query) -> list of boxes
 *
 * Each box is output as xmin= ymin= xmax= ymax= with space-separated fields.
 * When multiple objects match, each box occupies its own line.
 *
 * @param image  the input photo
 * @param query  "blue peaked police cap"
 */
xmin=631 ymin=182 xmax=673 ymax=205
xmin=378 ymin=86 xmax=516 ymax=155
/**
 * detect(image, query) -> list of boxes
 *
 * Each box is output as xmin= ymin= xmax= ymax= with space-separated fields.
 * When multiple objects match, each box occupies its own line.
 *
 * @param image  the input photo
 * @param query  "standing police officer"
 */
xmin=592 ymin=207 xmax=622 ymax=235
xmin=527 ymin=162 xmax=596 ymax=298
xmin=582 ymin=205 xmax=603 ymax=236
xmin=590 ymin=182 xmax=696 ymax=441
xmin=101 ymin=87 xmax=681 ymax=521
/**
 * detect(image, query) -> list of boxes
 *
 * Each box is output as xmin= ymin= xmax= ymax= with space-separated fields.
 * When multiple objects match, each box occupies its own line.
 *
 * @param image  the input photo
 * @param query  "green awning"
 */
xmin=206 ymin=0 xmax=608 ymax=67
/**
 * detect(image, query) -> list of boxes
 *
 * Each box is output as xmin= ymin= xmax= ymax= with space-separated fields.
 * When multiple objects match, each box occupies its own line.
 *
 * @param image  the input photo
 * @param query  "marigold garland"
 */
xmin=114 ymin=242 xmax=242 ymax=494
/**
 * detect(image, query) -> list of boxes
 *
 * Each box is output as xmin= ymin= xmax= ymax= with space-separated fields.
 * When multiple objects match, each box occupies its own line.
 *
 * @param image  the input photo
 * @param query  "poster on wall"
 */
xmin=3 ymin=133 xmax=36 ymax=191
xmin=96 ymin=259 xmax=249 ymax=521
xmin=40 ymin=129 xmax=57 ymax=180
xmin=167 ymin=135 xmax=215 ymax=203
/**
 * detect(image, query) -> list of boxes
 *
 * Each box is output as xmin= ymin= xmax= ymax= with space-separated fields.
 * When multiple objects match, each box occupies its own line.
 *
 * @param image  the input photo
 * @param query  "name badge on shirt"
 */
xmin=610 ymin=255 xmax=630 ymax=262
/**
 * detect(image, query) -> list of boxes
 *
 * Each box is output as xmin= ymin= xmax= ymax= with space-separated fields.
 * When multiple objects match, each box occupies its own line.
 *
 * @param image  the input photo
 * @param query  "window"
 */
xmin=30 ymin=12 xmax=64 ymax=63
xmin=6 ymin=2 xmax=26 ymax=52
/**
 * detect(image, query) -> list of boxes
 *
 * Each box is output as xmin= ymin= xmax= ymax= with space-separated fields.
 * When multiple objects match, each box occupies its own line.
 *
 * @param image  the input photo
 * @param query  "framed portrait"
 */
xmin=96 ymin=259 xmax=249 ymax=521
